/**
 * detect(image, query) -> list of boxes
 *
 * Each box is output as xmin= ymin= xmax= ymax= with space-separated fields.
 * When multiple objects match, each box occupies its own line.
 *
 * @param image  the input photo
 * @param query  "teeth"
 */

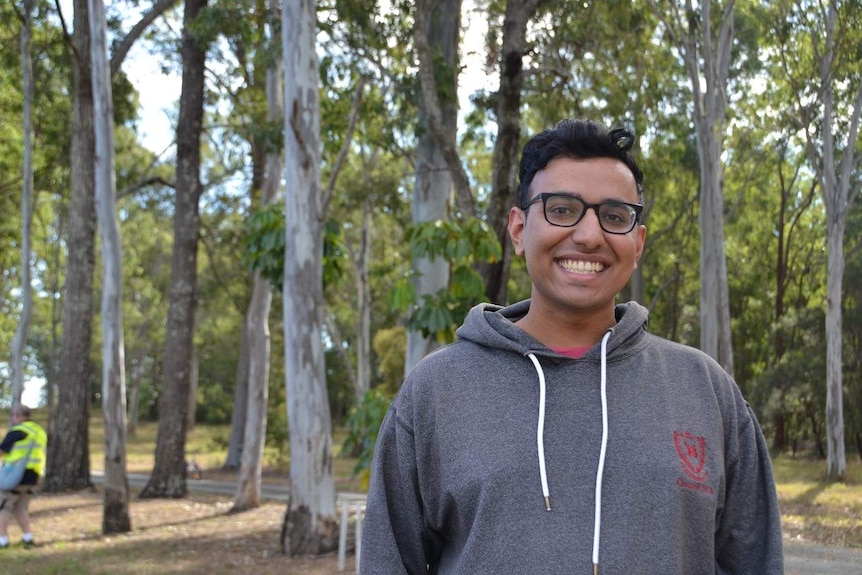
xmin=559 ymin=260 xmax=605 ymax=273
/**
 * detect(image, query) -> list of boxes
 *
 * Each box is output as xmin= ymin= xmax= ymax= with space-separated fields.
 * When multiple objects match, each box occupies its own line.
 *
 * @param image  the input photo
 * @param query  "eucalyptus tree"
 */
xmin=405 ymin=0 xmax=463 ymax=374
xmin=233 ymin=0 xmax=283 ymax=513
xmin=46 ymin=0 xmax=179 ymax=493
xmin=769 ymin=0 xmax=862 ymax=479
xmin=43 ymin=0 xmax=97 ymax=493
xmin=481 ymin=0 xmax=547 ymax=305
xmin=141 ymin=0 xmax=210 ymax=499
xmin=647 ymin=0 xmax=737 ymax=376
xmin=88 ymin=0 xmax=130 ymax=533
xmin=10 ymin=0 xmax=36 ymax=416
xmin=280 ymin=0 xmax=339 ymax=554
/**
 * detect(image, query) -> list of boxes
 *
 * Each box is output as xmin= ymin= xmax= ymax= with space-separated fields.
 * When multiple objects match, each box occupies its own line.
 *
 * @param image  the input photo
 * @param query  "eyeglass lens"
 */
xmin=543 ymin=195 xmax=637 ymax=233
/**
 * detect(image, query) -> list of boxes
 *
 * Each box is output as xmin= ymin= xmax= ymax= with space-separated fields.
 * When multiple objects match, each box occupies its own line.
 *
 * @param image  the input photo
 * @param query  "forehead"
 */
xmin=530 ymin=157 xmax=638 ymax=202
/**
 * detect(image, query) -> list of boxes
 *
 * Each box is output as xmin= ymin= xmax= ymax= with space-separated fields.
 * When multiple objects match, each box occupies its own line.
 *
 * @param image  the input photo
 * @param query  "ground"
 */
xmin=4 ymin=489 xmax=355 ymax=575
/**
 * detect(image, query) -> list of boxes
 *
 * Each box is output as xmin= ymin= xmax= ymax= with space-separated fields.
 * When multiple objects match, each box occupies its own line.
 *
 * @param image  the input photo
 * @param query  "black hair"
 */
xmin=518 ymin=118 xmax=644 ymax=208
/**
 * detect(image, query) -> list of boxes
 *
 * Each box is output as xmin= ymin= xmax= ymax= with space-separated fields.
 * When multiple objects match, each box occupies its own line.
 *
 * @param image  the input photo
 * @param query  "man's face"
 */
xmin=508 ymin=156 xmax=646 ymax=320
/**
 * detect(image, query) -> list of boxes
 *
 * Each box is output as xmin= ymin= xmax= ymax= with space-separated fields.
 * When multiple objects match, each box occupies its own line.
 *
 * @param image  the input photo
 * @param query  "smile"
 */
xmin=558 ymin=259 xmax=606 ymax=273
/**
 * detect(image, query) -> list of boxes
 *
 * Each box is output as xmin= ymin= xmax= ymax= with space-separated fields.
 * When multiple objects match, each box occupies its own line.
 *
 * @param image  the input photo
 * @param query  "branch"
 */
xmin=118 ymin=176 xmax=175 ymax=199
xmin=110 ymin=0 xmax=180 ymax=76
xmin=322 ymin=74 xmax=368 ymax=213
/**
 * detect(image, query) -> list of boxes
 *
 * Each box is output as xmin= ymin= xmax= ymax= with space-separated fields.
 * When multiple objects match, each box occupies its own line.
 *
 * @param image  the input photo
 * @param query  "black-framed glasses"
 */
xmin=522 ymin=193 xmax=643 ymax=235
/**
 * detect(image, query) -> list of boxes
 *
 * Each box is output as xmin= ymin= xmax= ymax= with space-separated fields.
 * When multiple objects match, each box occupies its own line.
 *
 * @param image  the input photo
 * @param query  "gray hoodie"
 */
xmin=361 ymin=300 xmax=783 ymax=574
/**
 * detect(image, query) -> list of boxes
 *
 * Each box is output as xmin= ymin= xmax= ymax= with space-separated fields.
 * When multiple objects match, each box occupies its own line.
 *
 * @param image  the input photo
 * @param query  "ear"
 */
xmin=508 ymin=207 xmax=527 ymax=256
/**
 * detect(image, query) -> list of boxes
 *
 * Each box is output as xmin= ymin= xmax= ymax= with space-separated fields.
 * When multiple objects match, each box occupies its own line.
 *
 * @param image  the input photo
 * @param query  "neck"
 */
xmin=516 ymin=304 xmax=615 ymax=348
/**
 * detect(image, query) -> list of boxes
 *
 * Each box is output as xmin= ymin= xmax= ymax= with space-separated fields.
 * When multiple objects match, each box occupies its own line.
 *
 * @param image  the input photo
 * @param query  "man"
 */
xmin=0 ymin=404 xmax=47 ymax=549
xmin=361 ymin=119 xmax=783 ymax=573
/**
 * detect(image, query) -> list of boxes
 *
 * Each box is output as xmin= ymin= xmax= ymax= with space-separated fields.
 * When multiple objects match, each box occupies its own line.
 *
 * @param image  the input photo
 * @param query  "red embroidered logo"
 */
xmin=674 ymin=431 xmax=708 ymax=483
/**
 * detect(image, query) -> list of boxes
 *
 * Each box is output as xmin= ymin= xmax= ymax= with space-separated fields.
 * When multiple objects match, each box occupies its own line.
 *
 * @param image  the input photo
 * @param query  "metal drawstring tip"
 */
xmin=593 ymin=564 xmax=600 ymax=575
xmin=544 ymin=496 xmax=551 ymax=511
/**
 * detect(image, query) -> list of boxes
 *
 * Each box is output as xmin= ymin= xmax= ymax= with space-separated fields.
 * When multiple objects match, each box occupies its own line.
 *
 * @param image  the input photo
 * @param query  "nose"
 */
xmin=570 ymin=206 xmax=604 ymax=246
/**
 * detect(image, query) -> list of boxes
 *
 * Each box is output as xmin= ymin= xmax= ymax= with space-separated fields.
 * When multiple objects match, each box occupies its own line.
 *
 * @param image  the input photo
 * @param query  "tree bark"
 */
xmin=140 ymin=0 xmax=209 ymax=499
xmin=413 ymin=0 xmax=473 ymax=217
xmin=405 ymin=0 xmax=461 ymax=375
xmin=44 ymin=0 xmax=96 ymax=493
xmin=11 ymin=0 xmax=36 ymax=417
xmin=223 ymin=325 xmax=249 ymax=470
xmin=89 ymin=0 xmax=131 ymax=533
xmin=233 ymin=26 xmax=283 ymax=510
xmin=648 ymin=0 xmax=736 ymax=376
xmin=280 ymin=0 xmax=338 ymax=555
xmin=482 ymin=0 xmax=545 ymax=305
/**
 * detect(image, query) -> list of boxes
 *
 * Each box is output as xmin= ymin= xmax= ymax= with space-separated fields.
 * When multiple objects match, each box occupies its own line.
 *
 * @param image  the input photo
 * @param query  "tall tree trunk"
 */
xmin=11 ymin=0 xmax=36 ymax=417
xmin=233 ymin=273 xmax=272 ymax=511
xmin=354 ymin=202 xmax=372 ymax=401
xmin=280 ymin=0 xmax=338 ymax=555
xmin=825 ymin=220 xmax=846 ymax=478
xmin=405 ymin=0 xmax=461 ymax=375
xmin=89 ymin=0 xmax=131 ymax=533
xmin=482 ymin=0 xmax=545 ymax=305
xmin=223 ymin=325 xmax=249 ymax=469
xmin=795 ymin=1 xmax=862 ymax=480
xmin=140 ymin=0 xmax=209 ymax=499
xmin=233 ymin=29 xmax=283 ymax=510
xmin=648 ymin=0 xmax=736 ymax=376
xmin=45 ymin=0 xmax=177 ymax=496
xmin=44 ymin=0 xmax=96 ymax=493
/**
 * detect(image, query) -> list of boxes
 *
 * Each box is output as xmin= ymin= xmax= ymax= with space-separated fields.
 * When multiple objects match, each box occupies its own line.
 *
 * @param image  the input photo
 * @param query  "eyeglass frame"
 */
xmin=521 ymin=192 xmax=644 ymax=235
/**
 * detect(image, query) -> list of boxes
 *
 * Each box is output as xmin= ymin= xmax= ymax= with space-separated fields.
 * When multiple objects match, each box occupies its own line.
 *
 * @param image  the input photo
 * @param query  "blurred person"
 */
xmin=0 ymin=404 xmax=47 ymax=549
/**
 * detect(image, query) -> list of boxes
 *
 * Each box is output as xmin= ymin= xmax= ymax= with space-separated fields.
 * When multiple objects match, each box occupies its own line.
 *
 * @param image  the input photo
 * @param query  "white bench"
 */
xmin=337 ymin=492 xmax=367 ymax=573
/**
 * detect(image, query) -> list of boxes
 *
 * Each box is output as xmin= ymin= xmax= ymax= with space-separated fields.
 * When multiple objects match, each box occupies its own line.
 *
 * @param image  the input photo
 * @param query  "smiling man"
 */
xmin=361 ymin=119 xmax=783 ymax=574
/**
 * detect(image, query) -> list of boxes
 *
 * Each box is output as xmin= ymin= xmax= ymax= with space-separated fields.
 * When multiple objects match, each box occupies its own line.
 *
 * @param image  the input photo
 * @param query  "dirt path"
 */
xmin=784 ymin=540 xmax=862 ymax=575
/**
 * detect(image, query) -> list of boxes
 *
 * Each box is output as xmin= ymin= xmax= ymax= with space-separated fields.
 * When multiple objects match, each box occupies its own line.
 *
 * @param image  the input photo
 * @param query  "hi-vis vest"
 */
xmin=6 ymin=420 xmax=47 ymax=477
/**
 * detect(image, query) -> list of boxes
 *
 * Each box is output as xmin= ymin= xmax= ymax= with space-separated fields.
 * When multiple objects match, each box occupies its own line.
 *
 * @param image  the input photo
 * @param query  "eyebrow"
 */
xmin=544 ymin=191 xmax=637 ymax=203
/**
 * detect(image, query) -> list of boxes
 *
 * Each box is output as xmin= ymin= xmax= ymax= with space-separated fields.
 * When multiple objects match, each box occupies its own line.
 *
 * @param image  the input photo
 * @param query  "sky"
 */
xmin=124 ymin=1 xmax=491 ymax=153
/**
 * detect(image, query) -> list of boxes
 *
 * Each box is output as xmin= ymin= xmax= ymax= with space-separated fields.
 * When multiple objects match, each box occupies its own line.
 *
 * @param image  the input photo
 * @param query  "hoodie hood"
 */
xmin=456 ymin=299 xmax=650 ymax=359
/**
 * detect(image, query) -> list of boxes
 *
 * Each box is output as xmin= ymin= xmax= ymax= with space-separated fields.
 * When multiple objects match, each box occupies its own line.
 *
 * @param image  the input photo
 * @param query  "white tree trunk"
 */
xmin=223 ymin=324 xmax=249 ymax=469
xmin=89 ymin=0 xmax=130 ymax=534
xmin=825 ymin=221 xmax=846 ymax=478
xmin=649 ymin=0 xmax=735 ymax=375
xmin=281 ymin=0 xmax=338 ymax=555
xmin=234 ymin=272 xmax=272 ymax=510
xmin=813 ymin=3 xmax=862 ymax=479
xmin=355 ymin=202 xmax=372 ymax=401
xmin=234 ymin=28 xmax=283 ymax=509
xmin=405 ymin=0 xmax=461 ymax=375
xmin=11 ymin=0 xmax=35 ymax=416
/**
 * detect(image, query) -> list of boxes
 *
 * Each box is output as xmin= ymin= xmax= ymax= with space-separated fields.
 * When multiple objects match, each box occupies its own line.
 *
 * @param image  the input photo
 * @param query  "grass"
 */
xmin=3 ymin=410 xmax=861 ymax=573
xmin=773 ymin=454 xmax=862 ymax=548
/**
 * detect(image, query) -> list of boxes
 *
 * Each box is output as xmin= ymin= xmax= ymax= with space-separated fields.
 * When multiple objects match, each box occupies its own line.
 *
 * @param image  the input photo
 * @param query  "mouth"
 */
xmin=558 ymin=259 xmax=606 ymax=274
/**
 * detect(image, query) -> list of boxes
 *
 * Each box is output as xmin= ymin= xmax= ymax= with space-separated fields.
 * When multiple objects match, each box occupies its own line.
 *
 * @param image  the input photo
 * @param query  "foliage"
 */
xmin=390 ymin=217 xmax=502 ymax=343
xmin=372 ymin=326 xmax=407 ymax=394
xmin=341 ymin=386 xmax=393 ymax=483
xmin=243 ymin=203 xmax=346 ymax=292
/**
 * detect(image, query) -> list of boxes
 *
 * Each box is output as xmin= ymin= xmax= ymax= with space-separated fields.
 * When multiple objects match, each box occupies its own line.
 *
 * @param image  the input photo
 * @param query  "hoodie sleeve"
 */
xmin=360 ymin=402 xmax=441 ymax=574
xmin=714 ymin=403 xmax=784 ymax=574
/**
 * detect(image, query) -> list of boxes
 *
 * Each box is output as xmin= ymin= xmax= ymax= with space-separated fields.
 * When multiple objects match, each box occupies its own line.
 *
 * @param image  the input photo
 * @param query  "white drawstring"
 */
xmin=592 ymin=330 xmax=613 ymax=574
xmin=528 ymin=329 xmax=613 ymax=572
xmin=528 ymin=353 xmax=551 ymax=511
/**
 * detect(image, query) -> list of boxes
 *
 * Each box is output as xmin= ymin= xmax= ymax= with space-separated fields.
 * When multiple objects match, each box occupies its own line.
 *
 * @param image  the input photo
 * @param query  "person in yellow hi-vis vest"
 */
xmin=0 ymin=405 xmax=47 ymax=549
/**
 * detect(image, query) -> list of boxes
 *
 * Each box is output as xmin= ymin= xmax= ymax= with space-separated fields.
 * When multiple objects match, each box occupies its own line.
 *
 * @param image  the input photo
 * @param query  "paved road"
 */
xmin=93 ymin=472 xmax=862 ymax=573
